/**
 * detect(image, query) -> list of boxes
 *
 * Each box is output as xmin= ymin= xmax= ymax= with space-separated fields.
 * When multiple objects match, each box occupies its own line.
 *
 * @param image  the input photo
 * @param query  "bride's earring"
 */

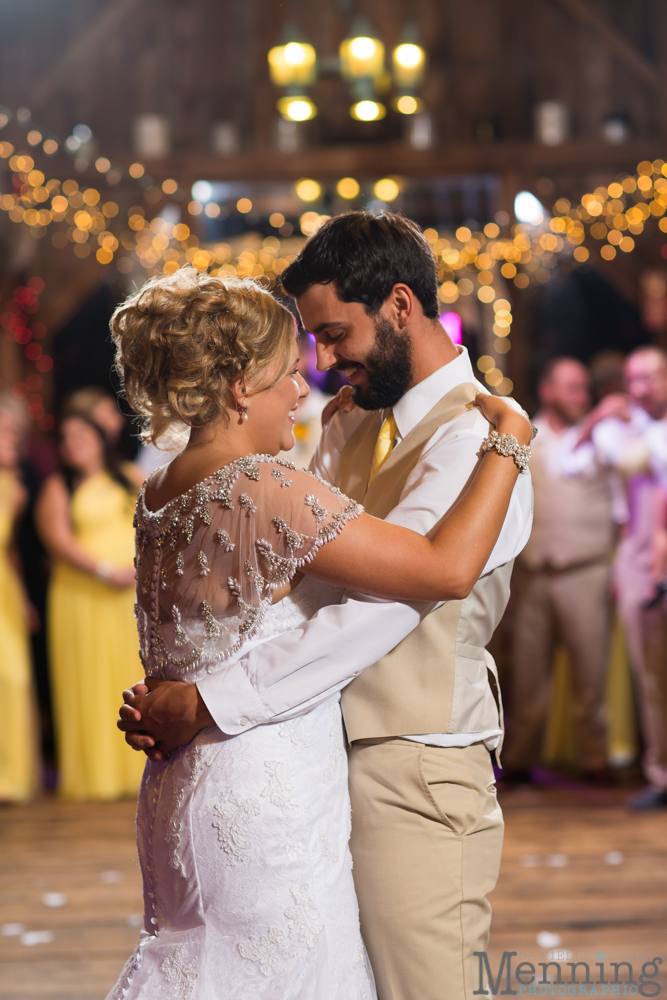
xmin=239 ymin=388 xmax=249 ymax=421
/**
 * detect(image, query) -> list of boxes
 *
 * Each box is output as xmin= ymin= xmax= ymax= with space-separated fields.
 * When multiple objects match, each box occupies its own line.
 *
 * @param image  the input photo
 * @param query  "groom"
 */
xmin=120 ymin=211 xmax=532 ymax=1000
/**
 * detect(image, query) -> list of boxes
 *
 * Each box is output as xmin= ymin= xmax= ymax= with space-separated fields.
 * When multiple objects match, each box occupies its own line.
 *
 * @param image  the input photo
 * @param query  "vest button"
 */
xmin=239 ymin=716 xmax=249 ymax=726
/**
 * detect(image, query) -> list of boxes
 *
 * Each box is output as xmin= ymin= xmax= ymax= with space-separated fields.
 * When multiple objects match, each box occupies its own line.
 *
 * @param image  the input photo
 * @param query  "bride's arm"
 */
xmin=304 ymin=395 xmax=532 ymax=602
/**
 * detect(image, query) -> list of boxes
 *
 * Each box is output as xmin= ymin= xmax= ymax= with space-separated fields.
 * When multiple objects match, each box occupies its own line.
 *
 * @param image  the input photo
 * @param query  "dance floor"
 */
xmin=1 ymin=785 xmax=666 ymax=999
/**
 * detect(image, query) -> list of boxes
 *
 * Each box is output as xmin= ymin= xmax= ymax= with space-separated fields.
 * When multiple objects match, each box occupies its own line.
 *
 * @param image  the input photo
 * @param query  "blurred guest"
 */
xmin=0 ymin=393 xmax=54 ymax=768
xmin=61 ymin=386 xmax=126 ymax=447
xmin=503 ymin=358 xmax=627 ymax=783
xmin=35 ymin=414 xmax=144 ymax=800
xmin=584 ymin=346 xmax=667 ymax=808
xmin=0 ymin=395 xmax=38 ymax=802
xmin=589 ymin=350 xmax=625 ymax=402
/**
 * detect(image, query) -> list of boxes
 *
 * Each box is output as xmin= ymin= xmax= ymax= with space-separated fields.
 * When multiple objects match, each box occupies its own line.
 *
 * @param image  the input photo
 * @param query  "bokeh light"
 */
xmin=396 ymin=95 xmax=420 ymax=115
xmin=337 ymin=177 xmax=360 ymax=199
xmin=295 ymin=178 xmax=322 ymax=202
xmin=373 ymin=178 xmax=400 ymax=201
xmin=514 ymin=191 xmax=545 ymax=225
xmin=191 ymin=180 xmax=212 ymax=202
xmin=350 ymin=100 xmax=386 ymax=122
xmin=277 ymin=97 xmax=317 ymax=122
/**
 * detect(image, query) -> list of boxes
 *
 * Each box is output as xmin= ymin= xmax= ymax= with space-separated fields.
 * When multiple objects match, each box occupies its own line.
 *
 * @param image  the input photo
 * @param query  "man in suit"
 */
xmin=120 ymin=212 xmax=533 ymax=999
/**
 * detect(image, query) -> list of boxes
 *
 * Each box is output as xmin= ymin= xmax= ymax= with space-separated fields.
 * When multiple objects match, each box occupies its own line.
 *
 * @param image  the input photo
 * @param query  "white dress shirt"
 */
xmin=531 ymin=414 xmax=628 ymax=526
xmin=196 ymin=346 xmax=533 ymax=746
xmin=591 ymin=408 xmax=653 ymax=471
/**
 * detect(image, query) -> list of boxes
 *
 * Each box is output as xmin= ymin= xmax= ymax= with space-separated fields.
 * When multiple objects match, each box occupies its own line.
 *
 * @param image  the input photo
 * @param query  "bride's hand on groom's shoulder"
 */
xmin=321 ymin=385 xmax=355 ymax=427
xmin=117 ymin=677 xmax=214 ymax=760
xmin=473 ymin=393 xmax=534 ymax=446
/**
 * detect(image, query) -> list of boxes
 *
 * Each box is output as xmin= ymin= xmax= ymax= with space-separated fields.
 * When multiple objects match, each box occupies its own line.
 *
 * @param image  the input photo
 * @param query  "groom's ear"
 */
xmin=387 ymin=283 xmax=417 ymax=330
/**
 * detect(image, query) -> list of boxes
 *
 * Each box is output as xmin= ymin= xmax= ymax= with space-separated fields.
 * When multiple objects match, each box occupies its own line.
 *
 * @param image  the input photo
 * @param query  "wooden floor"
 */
xmin=1 ymin=784 xmax=666 ymax=999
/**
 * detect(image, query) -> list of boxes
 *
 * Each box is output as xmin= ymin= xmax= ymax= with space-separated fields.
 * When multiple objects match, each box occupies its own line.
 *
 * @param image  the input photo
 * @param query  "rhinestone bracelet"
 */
xmin=481 ymin=429 xmax=532 ymax=474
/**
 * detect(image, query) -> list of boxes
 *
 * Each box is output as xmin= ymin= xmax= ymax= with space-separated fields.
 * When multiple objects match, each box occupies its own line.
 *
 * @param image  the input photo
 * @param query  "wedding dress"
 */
xmin=107 ymin=454 xmax=376 ymax=1000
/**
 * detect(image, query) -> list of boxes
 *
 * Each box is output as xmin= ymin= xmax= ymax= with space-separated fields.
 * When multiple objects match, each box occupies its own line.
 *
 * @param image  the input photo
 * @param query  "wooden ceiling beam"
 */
xmin=552 ymin=0 xmax=660 ymax=92
xmin=97 ymin=138 xmax=664 ymax=185
xmin=30 ymin=0 xmax=146 ymax=111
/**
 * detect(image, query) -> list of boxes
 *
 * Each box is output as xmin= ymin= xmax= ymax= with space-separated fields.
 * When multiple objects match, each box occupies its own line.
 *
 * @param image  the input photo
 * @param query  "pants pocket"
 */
xmin=418 ymin=746 xmax=494 ymax=838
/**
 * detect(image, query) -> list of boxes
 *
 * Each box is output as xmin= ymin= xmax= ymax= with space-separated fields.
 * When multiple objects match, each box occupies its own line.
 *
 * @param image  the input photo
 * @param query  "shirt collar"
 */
xmin=392 ymin=345 xmax=476 ymax=440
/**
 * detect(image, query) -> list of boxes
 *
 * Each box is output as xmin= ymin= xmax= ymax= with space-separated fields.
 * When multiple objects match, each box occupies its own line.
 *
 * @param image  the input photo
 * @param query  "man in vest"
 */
xmin=502 ymin=357 xmax=627 ymax=784
xmin=120 ymin=212 xmax=533 ymax=999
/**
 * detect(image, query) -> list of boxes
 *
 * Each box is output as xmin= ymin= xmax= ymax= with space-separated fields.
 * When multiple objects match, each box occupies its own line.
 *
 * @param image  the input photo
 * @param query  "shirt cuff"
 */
xmin=196 ymin=659 xmax=270 ymax=735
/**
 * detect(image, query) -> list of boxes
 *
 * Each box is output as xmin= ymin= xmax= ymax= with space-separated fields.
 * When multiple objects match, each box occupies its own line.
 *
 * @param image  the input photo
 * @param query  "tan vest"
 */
xmin=521 ymin=439 xmax=614 ymax=571
xmin=338 ymin=382 xmax=511 ymax=746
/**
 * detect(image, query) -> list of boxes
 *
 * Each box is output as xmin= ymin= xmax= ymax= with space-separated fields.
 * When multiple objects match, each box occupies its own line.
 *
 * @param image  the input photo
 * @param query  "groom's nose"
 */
xmin=315 ymin=338 xmax=338 ymax=372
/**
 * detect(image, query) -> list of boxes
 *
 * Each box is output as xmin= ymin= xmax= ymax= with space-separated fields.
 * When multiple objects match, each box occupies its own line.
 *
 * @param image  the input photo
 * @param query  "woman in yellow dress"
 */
xmin=36 ymin=413 xmax=145 ymax=800
xmin=0 ymin=404 xmax=36 ymax=803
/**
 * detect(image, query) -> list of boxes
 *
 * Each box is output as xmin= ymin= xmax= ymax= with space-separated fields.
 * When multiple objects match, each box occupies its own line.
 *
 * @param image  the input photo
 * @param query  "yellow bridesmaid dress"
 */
xmin=48 ymin=471 xmax=145 ymax=800
xmin=0 ymin=471 xmax=36 ymax=802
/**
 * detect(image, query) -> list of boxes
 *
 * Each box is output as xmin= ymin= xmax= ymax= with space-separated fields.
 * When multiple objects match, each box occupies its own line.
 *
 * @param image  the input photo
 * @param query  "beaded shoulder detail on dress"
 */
xmin=133 ymin=454 xmax=362 ymax=681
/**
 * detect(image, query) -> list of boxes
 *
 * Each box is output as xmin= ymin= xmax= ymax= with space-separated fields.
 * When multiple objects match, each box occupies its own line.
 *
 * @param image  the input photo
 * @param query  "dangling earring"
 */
xmin=239 ymin=387 xmax=249 ymax=421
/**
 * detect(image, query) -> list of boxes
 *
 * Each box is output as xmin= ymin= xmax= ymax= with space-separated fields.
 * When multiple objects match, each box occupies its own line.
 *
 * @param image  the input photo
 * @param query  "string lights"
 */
xmin=3 ymin=95 xmax=667 ymax=418
xmin=1 ymin=278 xmax=52 ymax=431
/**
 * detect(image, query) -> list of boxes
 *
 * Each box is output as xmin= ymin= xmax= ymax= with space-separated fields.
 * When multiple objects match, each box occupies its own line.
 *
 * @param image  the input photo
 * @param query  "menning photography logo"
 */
xmin=474 ymin=952 xmax=664 ymax=997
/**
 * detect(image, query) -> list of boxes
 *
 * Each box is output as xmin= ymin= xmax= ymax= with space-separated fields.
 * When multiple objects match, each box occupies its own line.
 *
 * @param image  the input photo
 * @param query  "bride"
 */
xmin=106 ymin=267 xmax=531 ymax=1000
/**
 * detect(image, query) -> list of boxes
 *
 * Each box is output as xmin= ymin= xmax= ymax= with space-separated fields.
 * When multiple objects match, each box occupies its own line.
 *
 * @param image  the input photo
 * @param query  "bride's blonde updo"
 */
xmin=110 ymin=266 xmax=296 ymax=444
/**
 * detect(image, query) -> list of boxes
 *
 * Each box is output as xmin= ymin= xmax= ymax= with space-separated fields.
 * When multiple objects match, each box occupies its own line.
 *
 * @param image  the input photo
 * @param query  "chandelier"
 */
xmin=267 ymin=18 xmax=427 ymax=124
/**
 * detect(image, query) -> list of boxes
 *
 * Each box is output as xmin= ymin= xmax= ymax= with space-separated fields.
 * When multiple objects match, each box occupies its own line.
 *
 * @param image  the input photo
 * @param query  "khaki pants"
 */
xmin=503 ymin=562 xmax=611 ymax=772
xmin=348 ymin=739 xmax=504 ymax=1000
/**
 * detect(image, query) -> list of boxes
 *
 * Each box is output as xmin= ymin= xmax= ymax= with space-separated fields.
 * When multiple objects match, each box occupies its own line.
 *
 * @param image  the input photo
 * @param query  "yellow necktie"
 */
xmin=368 ymin=410 xmax=397 ymax=485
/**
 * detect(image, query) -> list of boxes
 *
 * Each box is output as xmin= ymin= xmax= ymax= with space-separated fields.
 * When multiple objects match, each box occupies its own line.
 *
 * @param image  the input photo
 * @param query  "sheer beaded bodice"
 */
xmin=107 ymin=455 xmax=376 ymax=1000
xmin=134 ymin=454 xmax=362 ymax=682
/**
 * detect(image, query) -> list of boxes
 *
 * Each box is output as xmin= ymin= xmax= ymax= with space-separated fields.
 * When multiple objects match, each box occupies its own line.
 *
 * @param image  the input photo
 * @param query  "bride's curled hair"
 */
xmin=110 ymin=266 xmax=295 ymax=444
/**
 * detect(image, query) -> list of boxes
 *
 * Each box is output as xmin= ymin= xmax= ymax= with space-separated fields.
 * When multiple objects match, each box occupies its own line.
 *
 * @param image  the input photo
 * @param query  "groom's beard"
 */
xmin=345 ymin=315 xmax=414 ymax=411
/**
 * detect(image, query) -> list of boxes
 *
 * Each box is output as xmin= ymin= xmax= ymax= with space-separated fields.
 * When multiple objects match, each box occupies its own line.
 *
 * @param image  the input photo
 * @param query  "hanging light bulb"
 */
xmin=277 ymin=96 xmax=317 ymax=122
xmin=268 ymin=27 xmax=318 ymax=121
xmin=340 ymin=17 xmax=387 ymax=121
xmin=268 ymin=40 xmax=317 ymax=88
xmin=395 ymin=95 xmax=422 ymax=115
xmin=340 ymin=18 xmax=385 ymax=82
xmin=350 ymin=100 xmax=386 ymax=122
xmin=392 ymin=27 xmax=427 ymax=115
xmin=392 ymin=42 xmax=426 ymax=89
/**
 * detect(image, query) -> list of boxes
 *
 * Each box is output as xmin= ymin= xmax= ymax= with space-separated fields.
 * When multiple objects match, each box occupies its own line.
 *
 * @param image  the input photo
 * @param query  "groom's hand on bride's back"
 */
xmin=118 ymin=678 xmax=214 ymax=761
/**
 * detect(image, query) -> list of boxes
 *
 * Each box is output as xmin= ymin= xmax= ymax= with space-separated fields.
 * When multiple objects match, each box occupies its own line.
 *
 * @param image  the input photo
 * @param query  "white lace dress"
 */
xmin=107 ymin=455 xmax=376 ymax=1000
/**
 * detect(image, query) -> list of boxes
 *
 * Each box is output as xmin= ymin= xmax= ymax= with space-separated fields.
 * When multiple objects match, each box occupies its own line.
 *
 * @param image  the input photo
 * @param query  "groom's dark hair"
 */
xmin=280 ymin=210 xmax=440 ymax=319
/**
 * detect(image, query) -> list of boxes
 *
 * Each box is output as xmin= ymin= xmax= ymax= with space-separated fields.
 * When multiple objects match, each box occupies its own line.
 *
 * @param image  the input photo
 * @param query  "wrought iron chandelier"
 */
xmin=268 ymin=17 xmax=427 ymax=124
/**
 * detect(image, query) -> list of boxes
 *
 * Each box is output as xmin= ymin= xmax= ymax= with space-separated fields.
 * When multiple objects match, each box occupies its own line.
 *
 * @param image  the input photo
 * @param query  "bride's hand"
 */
xmin=474 ymin=393 xmax=533 ymax=446
xmin=321 ymin=385 xmax=354 ymax=427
